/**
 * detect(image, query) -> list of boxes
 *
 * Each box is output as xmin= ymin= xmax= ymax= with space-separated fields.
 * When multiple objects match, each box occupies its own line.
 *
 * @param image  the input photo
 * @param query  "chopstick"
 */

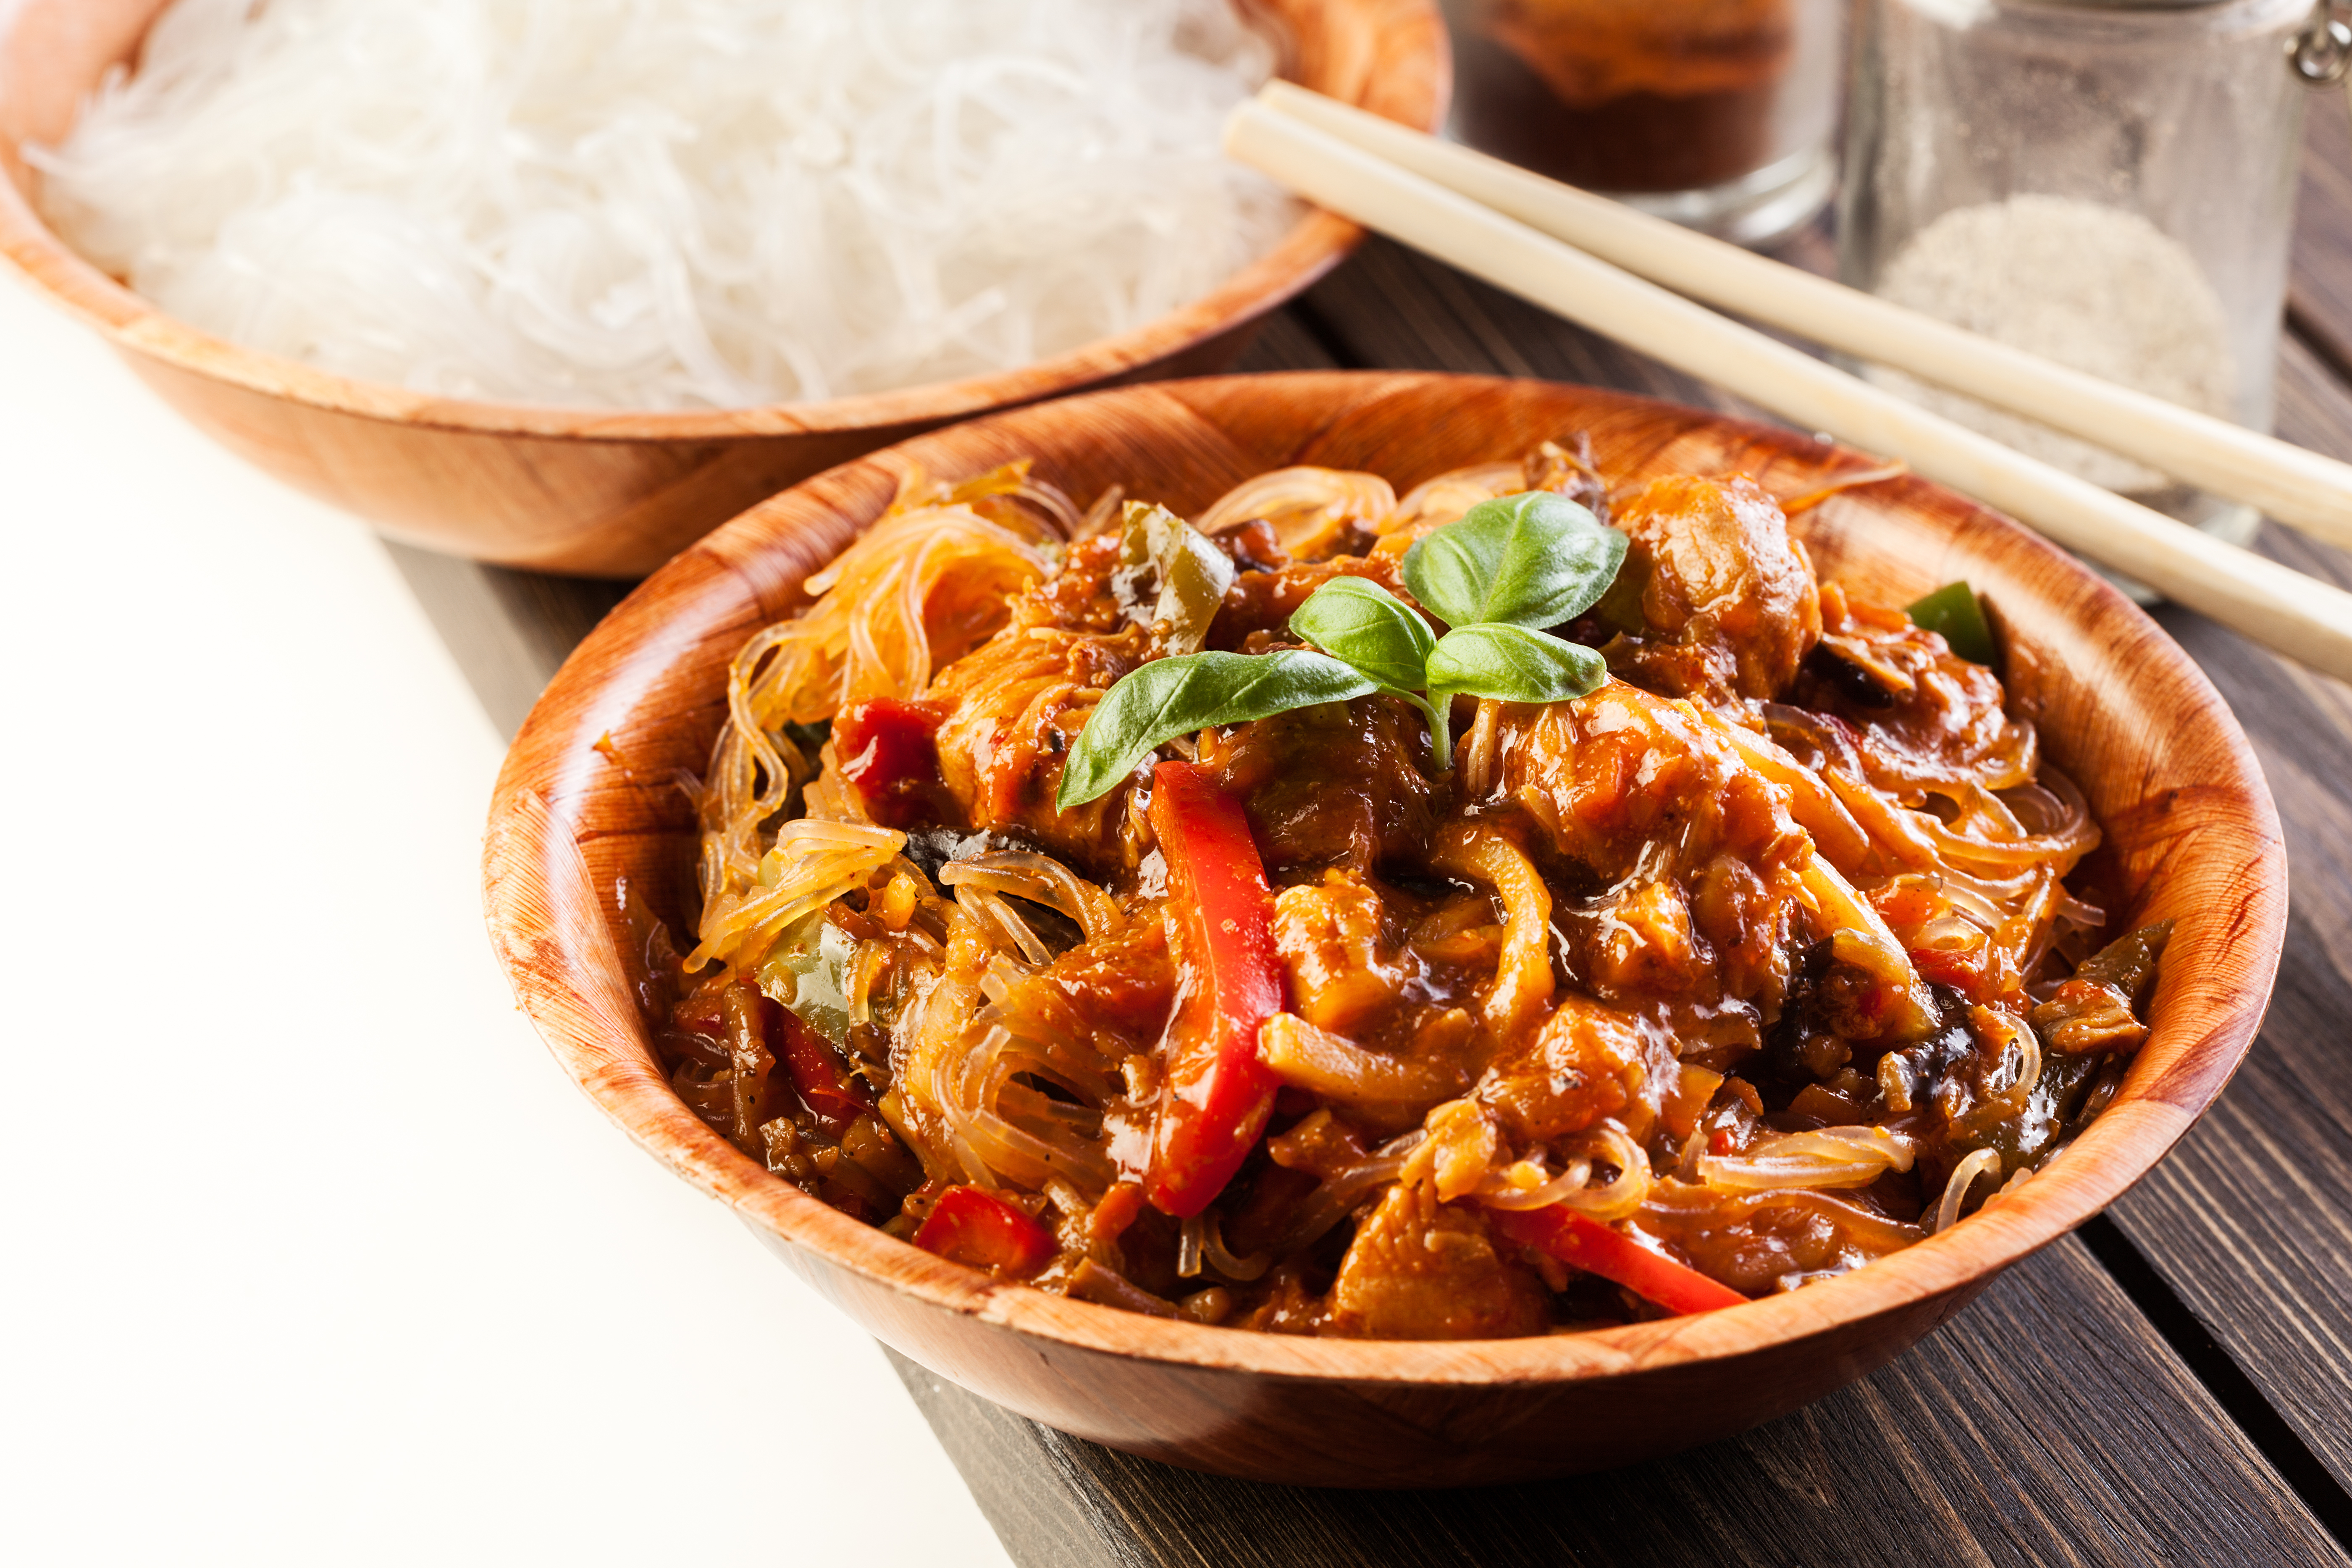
xmin=1223 ymin=93 xmax=2352 ymax=686
xmin=1255 ymin=80 xmax=2352 ymax=557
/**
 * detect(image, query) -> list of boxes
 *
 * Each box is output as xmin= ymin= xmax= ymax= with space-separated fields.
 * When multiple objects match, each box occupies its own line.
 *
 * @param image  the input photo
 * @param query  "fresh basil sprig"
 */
xmin=1402 ymin=489 xmax=1627 ymax=630
xmin=1286 ymin=576 xmax=1434 ymax=691
xmin=1054 ymin=650 xmax=1377 ymax=809
xmin=1053 ymin=491 xmax=1625 ymax=808
xmin=1423 ymin=622 xmax=1606 ymax=701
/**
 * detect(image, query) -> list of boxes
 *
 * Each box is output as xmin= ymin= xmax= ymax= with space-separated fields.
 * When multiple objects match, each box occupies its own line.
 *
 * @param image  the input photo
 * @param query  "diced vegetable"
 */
xmin=2030 ymin=919 xmax=2174 ymax=1054
xmin=1906 ymin=580 xmax=1997 ymax=666
xmin=1491 ymin=1206 xmax=1748 ymax=1316
xmin=1117 ymin=502 xmax=1235 ymax=654
xmin=834 ymin=696 xmax=949 ymax=829
xmin=2071 ymin=917 xmax=2174 ymax=998
xmin=1143 ymin=761 xmax=1286 ymax=1218
xmin=913 ymin=1185 xmax=1057 ymax=1277
xmin=774 ymin=1006 xmax=871 ymax=1136
xmin=756 ymin=908 xmax=856 ymax=1046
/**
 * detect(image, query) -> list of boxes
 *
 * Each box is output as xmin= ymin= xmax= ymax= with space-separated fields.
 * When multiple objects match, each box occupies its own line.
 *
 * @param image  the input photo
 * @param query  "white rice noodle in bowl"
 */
xmin=29 ymin=0 xmax=1302 ymax=409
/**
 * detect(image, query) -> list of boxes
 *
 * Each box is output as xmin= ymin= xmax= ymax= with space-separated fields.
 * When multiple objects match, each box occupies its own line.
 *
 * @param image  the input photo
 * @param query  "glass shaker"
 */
xmin=1439 ymin=0 xmax=1848 ymax=246
xmin=1840 ymin=0 xmax=2329 ymax=572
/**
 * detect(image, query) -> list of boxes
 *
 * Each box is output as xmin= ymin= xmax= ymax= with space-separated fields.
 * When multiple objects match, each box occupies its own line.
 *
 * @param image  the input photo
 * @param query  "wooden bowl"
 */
xmin=0 ymin=0 xmax=1445 ymax=577
xmin=482 ymin=372 xmax=2285 ymax=1486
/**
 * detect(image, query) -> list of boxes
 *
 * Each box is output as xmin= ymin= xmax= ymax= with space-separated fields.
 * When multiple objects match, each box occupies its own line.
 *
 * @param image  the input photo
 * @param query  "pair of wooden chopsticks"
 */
xmin=1225 ymin=82 xmax=2352 ymax=685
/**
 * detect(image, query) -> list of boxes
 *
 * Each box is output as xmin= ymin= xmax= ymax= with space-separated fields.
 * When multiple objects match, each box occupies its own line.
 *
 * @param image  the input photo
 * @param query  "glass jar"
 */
xmin=1840 ymin=0 xmax=2323 ymax=572
xmin=1440 ymin=0 xmax=1848 ymax=246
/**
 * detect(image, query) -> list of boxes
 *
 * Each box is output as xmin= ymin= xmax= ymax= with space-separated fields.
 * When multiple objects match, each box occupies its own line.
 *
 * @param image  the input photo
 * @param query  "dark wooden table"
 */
xmin=394 ymin=108 xmax=2352 ymax=1566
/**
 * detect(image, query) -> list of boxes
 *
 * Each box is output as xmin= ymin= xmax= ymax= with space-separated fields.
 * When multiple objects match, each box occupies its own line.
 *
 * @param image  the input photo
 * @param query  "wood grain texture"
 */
xmin=2100 ymin=332 xmax=2352 ymax=1493
xmin=2290 ymin=95 xmax=2352 ymax=381
xmin=480 ymin=370 xmax=2284 ymax=1487
xmin=888 ymin=1237 xmax=2349 ymax=1568
xmin=0 ymin=0 xmax=1447 ymax=576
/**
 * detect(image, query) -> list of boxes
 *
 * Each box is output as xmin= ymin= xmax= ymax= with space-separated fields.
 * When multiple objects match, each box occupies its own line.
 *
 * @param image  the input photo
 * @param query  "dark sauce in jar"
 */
xmin=1444 ymin=0 xmax=1796 ymax=194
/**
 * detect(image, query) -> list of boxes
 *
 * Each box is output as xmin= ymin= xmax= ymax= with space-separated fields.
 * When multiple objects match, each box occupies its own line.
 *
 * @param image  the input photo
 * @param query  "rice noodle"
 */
xmin=939 ymin=851 xmax=1124 ymax=943
xmin=1645 ymin=1181 xmax=1925 ymax=1258
xmin=1916 ymin=778 xmax=2099 ymax=869
xmin=34 ymin=0 xmax=1299 ymax=409
xmin=1929 ymin=1147 xmax=2004 ymax=1234
xmin=955 ymin=888 xmax=1058 ymax=965
xmin=687 ymin=818 xmax=902 ymax=973
xmin=1190 ymin=466 xmax=1398 ymax=558
xmin=1201 ymin=1214 xmax=1270 ymax=1281
xmin=1177 ymin=1215 xmax=1205 ymax=1279
xmin=697 ymin=475 xmax=1055 ymax=931
xmin=1699 ymin=1125 xmax=1918 ymax=1192
xmin=938 ymin=1021 xmax=1119 ymax=1195
xmin=1478 ymin=1125 xmax=1651 ymax=1220
xmin=1277 ymin=1131 xmax=1426 ymax=1252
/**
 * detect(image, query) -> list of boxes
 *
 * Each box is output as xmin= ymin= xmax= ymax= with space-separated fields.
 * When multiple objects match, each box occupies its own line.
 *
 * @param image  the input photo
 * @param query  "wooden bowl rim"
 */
xmin=485 ymin=370 xmax=2287 ymax=1387
xmin=0 ymin=0 xmax=1444 ymax=441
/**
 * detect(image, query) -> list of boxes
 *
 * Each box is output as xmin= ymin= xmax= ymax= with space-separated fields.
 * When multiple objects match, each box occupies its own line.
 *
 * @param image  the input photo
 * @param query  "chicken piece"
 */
xmin=1604 ymin=474 xmax=1821 ymax=703
xmin=1211 ymin=696 xmax=1436 ymax=876
xmin=1689 ymin=852 xmax=1799 ymax=1002
xmin=1790 ymin=583 xmax=2032 ymax=796
xmin=1484 ymin=681 xmax=1828 ymax=1033
xmin=1328 ymin=1185 xmax=1551 ymax=1339
xmin=1475 ymin=995 xmax=1646 ymax=1143
xmin=926 ymin=625 xmax=1142 ymax=875
xmin=1272 ymin=872 xmax=1406 ymax=1034
xmin=1488 ymin=679 xmax=1809 ymax=886
xmin=1592 ymin=877 xmax=1701 ymax=996
xmin=1208 ymin=554 xmax=1412 ymax=651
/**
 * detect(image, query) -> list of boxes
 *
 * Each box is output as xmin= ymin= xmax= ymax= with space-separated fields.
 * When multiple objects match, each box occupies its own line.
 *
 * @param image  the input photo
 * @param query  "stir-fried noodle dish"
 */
xmin=648 ymin=442 xmax=2168 ymax=1337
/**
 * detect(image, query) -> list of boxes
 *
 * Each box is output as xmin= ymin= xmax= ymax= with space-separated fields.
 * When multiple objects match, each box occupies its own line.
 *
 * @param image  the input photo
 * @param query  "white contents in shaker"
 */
xmin=1864 ymin=194 xmax=2236 ymax=495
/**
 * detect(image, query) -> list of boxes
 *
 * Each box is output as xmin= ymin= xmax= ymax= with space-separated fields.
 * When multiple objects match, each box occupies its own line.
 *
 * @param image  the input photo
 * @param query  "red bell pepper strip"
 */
xmin=1491 ymin=1206 xmax=1748 ymax=1316
xmin=913 ymin=1185 xmax=1057 ymax=1278
xmin=774 ymin=1006 xmax=871 ymax=1136
xmin=1143 ymin=760 xmax=1286 ymax=1219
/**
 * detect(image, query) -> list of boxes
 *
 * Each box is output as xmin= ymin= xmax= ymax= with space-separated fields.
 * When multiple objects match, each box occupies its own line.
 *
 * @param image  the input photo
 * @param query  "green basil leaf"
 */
xmin=1286 ymin=577 xmax=1436 ymax=692
xmin=1055 ymin=649 xmax=1378 ymax=808
xmin=1402 ymin=491 xmax=1628 ymax=630
xmin=1425 ymin=623 xmax=1608 ymax=705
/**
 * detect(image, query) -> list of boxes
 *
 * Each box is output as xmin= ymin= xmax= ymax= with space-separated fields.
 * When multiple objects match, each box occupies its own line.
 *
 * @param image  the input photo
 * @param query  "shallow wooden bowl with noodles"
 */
xmin=481 ymin=372 xmax=2284 ymax=1486
xmin=0 ymin=0 xmax=1446 ymax=577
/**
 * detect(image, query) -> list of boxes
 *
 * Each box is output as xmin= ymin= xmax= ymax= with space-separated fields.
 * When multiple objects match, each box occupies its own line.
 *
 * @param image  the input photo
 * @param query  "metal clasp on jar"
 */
xmin=2290 ymin=0 xmax=2352 ymax=84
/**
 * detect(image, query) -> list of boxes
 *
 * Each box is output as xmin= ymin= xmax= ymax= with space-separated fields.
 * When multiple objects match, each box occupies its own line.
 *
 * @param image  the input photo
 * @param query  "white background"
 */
xmin=0 ymin=264 xmax=1014 ymax=1564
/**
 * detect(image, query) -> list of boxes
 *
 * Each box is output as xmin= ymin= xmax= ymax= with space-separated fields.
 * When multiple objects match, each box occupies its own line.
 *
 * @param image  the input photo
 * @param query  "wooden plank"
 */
xmin=2289 ymin=94 xmax=2352 ymax=381
xmin=2101 ymin=334 xmax=2352 ymax=1497
xmin=890 ymin=1238 xmax=2345 ymax=1568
